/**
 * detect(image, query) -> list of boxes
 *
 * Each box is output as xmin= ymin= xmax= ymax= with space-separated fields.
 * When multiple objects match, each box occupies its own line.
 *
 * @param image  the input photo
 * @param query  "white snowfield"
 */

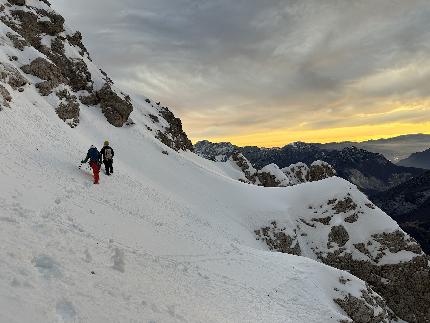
xmin=0 ymin=2 xmax=412 ymax=322
xmin=1 ymin=84 xmax=404 ymax=323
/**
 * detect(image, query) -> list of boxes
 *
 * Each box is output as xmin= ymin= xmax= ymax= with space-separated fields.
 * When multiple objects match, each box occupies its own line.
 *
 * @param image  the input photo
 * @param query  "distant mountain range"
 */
xmin=398 ymin=148 xmax=430 ymax=169
xmin=318 ymin=134 xmax=430 ymax=162
xmin=195 ymin=140 xmax=425 ymax=194
xmin=371 ymin=171 xmax=430 ymax=254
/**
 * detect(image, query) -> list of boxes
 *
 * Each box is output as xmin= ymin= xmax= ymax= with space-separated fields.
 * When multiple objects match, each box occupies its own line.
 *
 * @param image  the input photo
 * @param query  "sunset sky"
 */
xmin=53 ymin=0 xmax=430 ymax=147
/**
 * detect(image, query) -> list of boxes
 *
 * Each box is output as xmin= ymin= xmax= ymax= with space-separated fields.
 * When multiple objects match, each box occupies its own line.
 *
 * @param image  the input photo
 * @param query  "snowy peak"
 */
xmin=195 ymin=140 xmax=424 ymax=193
xmin=0 ymin=0 xmax=192 ymax=151
xmin=194 ymin=140 xmax=237 ymax=161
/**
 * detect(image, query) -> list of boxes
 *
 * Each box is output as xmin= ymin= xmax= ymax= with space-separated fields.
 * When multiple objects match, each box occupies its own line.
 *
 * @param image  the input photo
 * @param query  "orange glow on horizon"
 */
xmin=190 ymin=123 xmax=430 ymax=147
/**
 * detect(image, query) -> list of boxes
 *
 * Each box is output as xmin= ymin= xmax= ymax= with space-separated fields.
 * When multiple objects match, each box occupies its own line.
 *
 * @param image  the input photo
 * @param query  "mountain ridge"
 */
xmin=398 ymin=148 xmax=430 ymax=169
xmin=195 ymin=140 xmax=424 ymax=194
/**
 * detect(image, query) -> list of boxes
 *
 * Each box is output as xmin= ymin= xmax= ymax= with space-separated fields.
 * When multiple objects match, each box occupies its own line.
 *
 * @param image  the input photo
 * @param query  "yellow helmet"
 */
xmin=104 ymin=140 xmax=109 ymax=146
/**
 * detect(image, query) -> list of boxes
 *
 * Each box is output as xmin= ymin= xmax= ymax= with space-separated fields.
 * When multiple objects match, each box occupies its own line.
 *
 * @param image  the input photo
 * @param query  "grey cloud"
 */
xmin=51 ymin=0 xmax=430 ymax=141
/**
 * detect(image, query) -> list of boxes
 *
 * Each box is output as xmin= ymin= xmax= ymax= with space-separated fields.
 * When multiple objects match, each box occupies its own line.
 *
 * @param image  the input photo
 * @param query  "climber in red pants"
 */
xmin=81 ymin=145 xmax=102 ymax=184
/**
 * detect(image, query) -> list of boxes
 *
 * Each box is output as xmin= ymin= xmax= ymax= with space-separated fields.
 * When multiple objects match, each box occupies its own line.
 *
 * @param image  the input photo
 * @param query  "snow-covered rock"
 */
xmin=255 ymin=182 xmax=430 ymax=322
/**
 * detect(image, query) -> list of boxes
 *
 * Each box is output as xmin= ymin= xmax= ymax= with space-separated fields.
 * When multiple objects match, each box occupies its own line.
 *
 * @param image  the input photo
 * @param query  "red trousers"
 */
xmin=89 ymin=161 xmax=100 ymax=184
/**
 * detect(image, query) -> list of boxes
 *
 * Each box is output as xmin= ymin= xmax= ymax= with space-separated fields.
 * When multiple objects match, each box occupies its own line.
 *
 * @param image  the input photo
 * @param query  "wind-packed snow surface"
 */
xmin=0 ymin=86 xmax=376 ymax=323
xmin=0 ymin=1 xmax=424 ymax=322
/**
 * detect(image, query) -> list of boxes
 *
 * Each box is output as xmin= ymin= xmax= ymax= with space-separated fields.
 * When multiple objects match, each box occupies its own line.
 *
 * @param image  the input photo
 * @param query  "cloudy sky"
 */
xmin=52 ymin=0 xmax=430 ymax=146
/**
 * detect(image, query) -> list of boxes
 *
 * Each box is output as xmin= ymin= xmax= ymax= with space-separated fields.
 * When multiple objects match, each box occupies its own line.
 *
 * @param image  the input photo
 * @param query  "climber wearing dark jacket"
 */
xmin=100 ymin=140 xmax=115 ymax=175
xmin=81 ymin=145 xmax=102 ymax=184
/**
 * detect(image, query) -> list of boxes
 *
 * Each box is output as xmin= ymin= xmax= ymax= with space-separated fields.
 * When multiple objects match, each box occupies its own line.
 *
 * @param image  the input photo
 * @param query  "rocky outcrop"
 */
xmin=66 ymin=31 xmax=91 ymax=58
xmin=8 ymin=0 xmax=25 ymax=6
xmin=97 ymin=84 xmax=133 ymax=127
xmin=334 ymin=283 xmax=393 ymax=323
xmin=194 ymin=140 xmax=237 ymax=161
xmin=6 ymin=32 xmax=28 ymax=50
xmin=309 ymin=160 xmax=336 ymax=181
xmin=230 ymin=152 xmax=257 ymax=183
xmin=21 ymin=57 xmax=65 ymax=96
xmin=255 ymin=184 xmax=430 ymax=322
xmin=255 ymin=221 xmax=301 ymax=255
xmin=256 ymin=170 xmax=281 ymax=187
xmin=56 ymin=89 xmax=79 ymax=128
xmin=0 ymin=83 xmax=12 ymax=109
xmin=155 ymin=106 xmax=193 ymax=151
xmin=0 ymin=62 xmax=27 ymax=89
xmin=328 ymin=225 xmax=349 ymax=248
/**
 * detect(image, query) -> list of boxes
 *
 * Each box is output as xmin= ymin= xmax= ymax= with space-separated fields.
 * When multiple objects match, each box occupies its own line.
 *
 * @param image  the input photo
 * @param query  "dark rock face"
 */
xmin=66 ymin=31 xmax=91 ymax=58
xmin=309 ymin=162 xmax=336 ymax=181
xmin=231 ymin=152 xmax=256 ymax=183
xmin=255 ymin=221 xmax=301 ymax=256
xmin=21 ymin=57 xmax=65 ymax=96
xmin=322 ymin=252 xmax=429 ymax=322
xmin=56 ymin=89 xmax=79 ymax=128
xmin=8 ymin=0 xmax=25 ymax=6
xmin=0 ymin=84 xmax=12 ymax=108
xmin=194 ymin=140 xmax=237 ymax=161
xmin=328 ymin=225 xmax=349 ymax=247
xmin=156 ymin=107 xmax=194 ymax=151
xmin=0 ymin=62 xmax=27 ymax=89
xmin=334 ymin=283 xmax=392 ymax=323
xmin=6 ymin=32 xmax=28 ymax=50
xmin=371 ymin=171 xmax=430 ymax=254
xmin=256 ymin=171 xmax=281 ymax=187
xmin=96 ymin=84 xmax=133 ymax=127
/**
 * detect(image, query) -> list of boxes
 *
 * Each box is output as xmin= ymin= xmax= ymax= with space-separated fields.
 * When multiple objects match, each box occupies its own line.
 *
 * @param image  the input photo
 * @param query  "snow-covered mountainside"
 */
xmin=0 ymin=0 xmax=192 ymax=151
xmin=195 ymin=140 xmax=424 ymax=194
xmin=371 ymin=171 xmax=430 ymax=254
xmin=398 ymin=148 xmax=430 ymax=170
xmin=1 ymin=1 xmax=430 ymax=322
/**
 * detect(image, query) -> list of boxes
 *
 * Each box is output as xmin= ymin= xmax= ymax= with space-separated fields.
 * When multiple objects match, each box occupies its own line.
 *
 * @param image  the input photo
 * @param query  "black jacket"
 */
xmin=100 ymin=146 xmax=115 ymax=161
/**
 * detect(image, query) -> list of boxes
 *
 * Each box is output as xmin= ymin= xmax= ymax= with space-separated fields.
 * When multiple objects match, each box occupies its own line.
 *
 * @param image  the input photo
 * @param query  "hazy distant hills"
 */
xmin=319 ymin=134 xmax=430 ymax=162
xmin=398 ymin=148 xmax=430 ymax=169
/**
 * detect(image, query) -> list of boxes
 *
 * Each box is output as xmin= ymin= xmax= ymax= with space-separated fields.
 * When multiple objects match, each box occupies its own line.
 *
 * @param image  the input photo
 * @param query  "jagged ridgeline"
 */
xmin=0 ymin=0 xmax=193 ymax=151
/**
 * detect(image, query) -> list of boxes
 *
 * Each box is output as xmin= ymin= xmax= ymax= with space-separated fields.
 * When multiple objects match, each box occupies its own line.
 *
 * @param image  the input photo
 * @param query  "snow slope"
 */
xmin=0 ymin=79 xmax=377 ymax=323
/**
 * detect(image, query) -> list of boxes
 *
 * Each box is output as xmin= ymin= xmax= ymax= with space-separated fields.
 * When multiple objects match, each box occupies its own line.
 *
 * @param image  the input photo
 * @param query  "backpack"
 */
xmin=105 ymin=147 xmax=113 ymax=160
